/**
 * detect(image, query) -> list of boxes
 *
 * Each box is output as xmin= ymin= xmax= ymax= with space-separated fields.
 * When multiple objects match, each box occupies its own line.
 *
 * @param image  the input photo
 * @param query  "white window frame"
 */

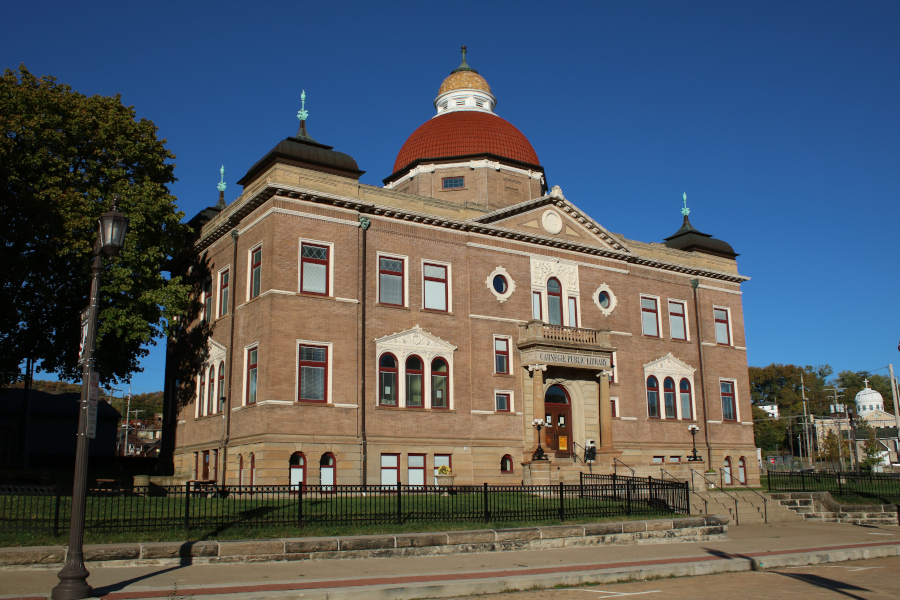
xmin=421 ymin=258 xmax=452 ymax=312
xmin=217 ymin=265 xmax=231 ymax=318
xmin=298 ymin=238 xmax=335 ymax=297
xmin=486 ymin=266 xmax=516 ymax=302
xmin=243 ymin=342 xmax=260 ymax=406
xmin=667 ymin=299 xmax=690 ymax=341
xmin=713 ymin=305 xmax=734 ymax=346
xmin=593 ymin=283 xmax=617 ymax=316
xmin=492 ymin=335 xmax=513 ymax=375
xmin=640 ymin=294 xmax=663 ymax=338
xmin=376 ymin=251 xmax=409 ymax=307
xmin=201 ymin=279 xmax=213 ymax=324
xmin=376 ymin=349 xmax=454 ymax=410
xmin=295 ymin=339 xmax=333 ymax=404
xmin=494 ymin=389 xmax=515 ymax=412
xmin=719 ymin=377 xmax=739 ymax=422
xmin=610 ymin=351 xmax=619 ymax=384
xmin=642 ymin=354 xmax=697 ymax=421
xmin=247 ymin=243 xmax=263 ymax=301
xmin=610 ymin=396 xmax=620 ymax=418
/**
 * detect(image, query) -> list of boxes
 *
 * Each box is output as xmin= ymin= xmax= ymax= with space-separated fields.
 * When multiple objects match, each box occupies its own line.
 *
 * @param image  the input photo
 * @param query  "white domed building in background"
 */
xmin=855 ymin=382 xmax=885 ymax=416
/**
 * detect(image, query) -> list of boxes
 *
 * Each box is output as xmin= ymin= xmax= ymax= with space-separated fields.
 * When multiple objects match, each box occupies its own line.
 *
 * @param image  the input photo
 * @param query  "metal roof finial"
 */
xmin=451 ymin=45 xmax=477 ymax=74
xmin=297 ymin=90 xmax=309 ymax=123
xmin=681 ymin=192 xmax=690 ymax=216
xmin=217 ymin=165 xmax=227 ymax=192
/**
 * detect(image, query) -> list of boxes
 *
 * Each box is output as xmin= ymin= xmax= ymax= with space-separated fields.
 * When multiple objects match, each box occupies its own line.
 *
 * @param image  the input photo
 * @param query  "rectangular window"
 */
xmin=246 ymin=347 xmax=258 ymax=404
xmin=567 ymin=297 xmax=578 ymax=327
xmin=532 ymin=292 xmax=542 ymax=320
xmin=301 ymin=243 xmax=329 ymax=295
xmin=714 ymin=308 xmax=731 ymax=345
xmin=379 ymin=256 xmax=404 ymax=305
xmin=423 ymin=262 xmax=448 ymax=311
xmin=652 ymin=456 xmax=664 ymax=464
xmin=610 ymin=398 xmax=618 ymax=418
xmin=721 ymin=381 xmax=737 ymax=421
xmin=250 ymin=246 xmax=262 ymax=300
xmin=380 ymin=454 xmax=399 ymax=486
xmin=202 ymin=280 xmax=212 ymax=323
xmin=669 ymin=300 xmax=686 ymax=340
xmin=495 ymin=393 xmax=510 ymax=412
xmin=219 ymin=269 xmax=229 ymax=317
xmin=442 ymin=176 xmax=465 ymax=189
xmin=434 ymin=454 xmax=452 ymax=484
xmin=299 ymin=345 xmax=327 ymax=402
xmin=669 ymin=456 xmax=681 ymax=463
xmin=408 ymin=454 xmax=425 ymax=486
xmin=641 ymin=296 xmax=659 ymax=337
xmin=494 ymin=337 xmax=509 ymax=374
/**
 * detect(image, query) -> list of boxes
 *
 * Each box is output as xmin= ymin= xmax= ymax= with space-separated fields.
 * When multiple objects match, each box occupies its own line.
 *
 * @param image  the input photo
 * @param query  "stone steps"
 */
xmin=689 ymin=490 xmax=804 ymax=525
xmin=768 ymin=491 xmax=900 ymax=525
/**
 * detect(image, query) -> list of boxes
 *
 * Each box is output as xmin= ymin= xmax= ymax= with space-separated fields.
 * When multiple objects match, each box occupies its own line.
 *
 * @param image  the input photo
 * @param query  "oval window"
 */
xmin=598 ymin=291 xmax=610 ymax=309
xmin=492 ymin=275 xmax=508 ymax=294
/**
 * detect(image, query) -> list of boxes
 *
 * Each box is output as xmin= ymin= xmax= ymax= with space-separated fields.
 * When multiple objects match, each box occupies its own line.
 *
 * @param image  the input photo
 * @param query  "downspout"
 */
xmin=221 ymin=228 xmax=239 ymax=485
xmin=358 ymin=216 xmax=371 ymax=485
xmin=691 ymin=278 xmax=713 ymax=467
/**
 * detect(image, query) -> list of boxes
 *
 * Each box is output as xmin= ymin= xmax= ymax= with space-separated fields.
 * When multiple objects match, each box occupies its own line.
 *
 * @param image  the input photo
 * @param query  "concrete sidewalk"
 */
xmin=3 ymin=521 xmax=899 ymax=600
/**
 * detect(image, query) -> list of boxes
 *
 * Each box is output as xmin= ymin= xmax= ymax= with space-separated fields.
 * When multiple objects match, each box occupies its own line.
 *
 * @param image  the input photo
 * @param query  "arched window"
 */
xmin=738 ymin=457 xmax=747 ymax=485
xmin=723 ymin=456 xmax=733 ymax=485
xmin=379 ymin=353 xmax=397 ymax=406
xmin=431 ymin=358 xmax=449 ymax=409
xmin=545 ymin=385 xmax=569 ymax=404
xmin=547 ymin=278 xmax=563 ymax=325
xmin=320 ymin=452 xmax=335 ymax=490
xmin=679 ymin=379 xmax=693 ymax=420
xmin=406 ymin=356 xmax=423 ymax=408
xmin=501 ymin=455 xmax=513 ymax=474
xmin=289 ymin=452 xmax=306 ymax=491
xmin=199 ymin=370 xmax=206 ymax=416
xmin=646 ymin=376 xmax=660 ymax=419
xmin=249 ymin=453 xmax=255 ymax=488
xmin=217 ymin=361 xmax=225 ymax=411
xmin=663 ymin=377 xmax=676 ymax=419
xmin=238 ymin=454 xmax=244 ymax=486
xmin=207 ymin=366 xmax=216 ymax=415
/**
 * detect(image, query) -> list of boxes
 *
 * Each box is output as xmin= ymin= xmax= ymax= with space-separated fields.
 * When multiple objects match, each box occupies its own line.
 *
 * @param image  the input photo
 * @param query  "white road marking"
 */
xmin=866 ymin=532 xmax=894 ymax=535
xmin=561 ymin=591 xmax=661 ymax=597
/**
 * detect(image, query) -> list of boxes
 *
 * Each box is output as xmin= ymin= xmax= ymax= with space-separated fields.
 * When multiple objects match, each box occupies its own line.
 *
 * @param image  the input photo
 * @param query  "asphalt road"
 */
xmin=457 ymin=556 xmax=900 ymax=600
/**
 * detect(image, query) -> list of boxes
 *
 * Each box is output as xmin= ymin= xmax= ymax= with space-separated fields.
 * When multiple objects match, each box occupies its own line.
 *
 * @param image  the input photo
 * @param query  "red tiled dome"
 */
xmin=393 ymin=111 xmax=540 ymax=174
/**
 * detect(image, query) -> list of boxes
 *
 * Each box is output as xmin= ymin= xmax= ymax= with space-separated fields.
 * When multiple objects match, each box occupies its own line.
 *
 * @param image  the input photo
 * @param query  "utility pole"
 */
xmin=889 ymin=364 xmax=899 ymax=462
xmin=801 ymin=373 xmax=811 ymax=468
xmin=123 ymin=387 xmax=132 ymax=456
xmin=825 ymin=387 xmax=845 ymax=471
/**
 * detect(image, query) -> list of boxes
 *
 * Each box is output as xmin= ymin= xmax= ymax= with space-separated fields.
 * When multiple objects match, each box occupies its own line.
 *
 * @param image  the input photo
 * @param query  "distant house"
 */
xmin=0 ymin=388 xmax=119 ymax=469
xmin=757 ymin=403 xmax=779 ymax=419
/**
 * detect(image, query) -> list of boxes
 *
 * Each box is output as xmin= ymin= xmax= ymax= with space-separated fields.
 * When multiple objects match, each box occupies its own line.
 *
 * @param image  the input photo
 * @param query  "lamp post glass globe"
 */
xmin=98 ymin=195 xmax=128 ymax=256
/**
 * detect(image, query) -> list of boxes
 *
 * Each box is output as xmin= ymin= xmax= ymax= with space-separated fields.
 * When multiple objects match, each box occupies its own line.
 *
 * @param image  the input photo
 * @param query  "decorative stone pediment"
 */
xmin=206 ymin=338 xmax=226 ymax=366
xmin=531 ymin=257 xmax=579 ymax=293
xmin=375 ymin=325 xmax=457 ymax=362
xmin=643 ymin=353 xmax=696 ymax=377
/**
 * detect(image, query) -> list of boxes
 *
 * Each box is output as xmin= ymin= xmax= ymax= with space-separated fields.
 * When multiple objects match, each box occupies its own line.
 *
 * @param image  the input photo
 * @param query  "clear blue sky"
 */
xmin=3 ymin=1 xmax=898 ymax=395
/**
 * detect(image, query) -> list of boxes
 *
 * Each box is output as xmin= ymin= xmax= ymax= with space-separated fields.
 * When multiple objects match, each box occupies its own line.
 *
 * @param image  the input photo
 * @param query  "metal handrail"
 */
xmin=723 ymin=468 xmax=768 ymax=524
xmin=690 ymin=468 xmax=740 ymax=526
xmin=613 ymin=458 xmax=634 ymax=476
xmin=660 ymin=467 xmax=707 ymax=515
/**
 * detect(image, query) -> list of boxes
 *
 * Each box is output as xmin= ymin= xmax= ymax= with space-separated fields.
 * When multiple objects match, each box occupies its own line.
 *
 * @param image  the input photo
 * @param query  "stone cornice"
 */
xmin=196 ymin=182 xmax=749 ymax=283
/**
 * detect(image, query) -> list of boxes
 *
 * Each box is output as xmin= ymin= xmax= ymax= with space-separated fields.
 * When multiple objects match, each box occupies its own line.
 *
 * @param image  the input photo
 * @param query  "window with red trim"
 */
xmin=714 ymin=308 xmax=731 ymax=345
xmin=494 ymin=337 xmax=509 ymax=374
xmin=250 ymin=247 xmax=262 ymax=299
xmin=431 ymin=358 xmax=448 ymax=408
xmin=641 ymin=296 xmax=659 ymax=337
xmin=547 ymin=278 xmax=563 ymax=325
xmin=246 ymin=347 xmax=258 ymax=404
xmin=663 ymin=377 xmax=676 ymax=419
xmin=646 ymin=376 xmax=660 ymax=419
xmin=379 ymin=256 xmax=404 ymax=305
xmin=217 ymin=361 xmax=225 ymax=409
xmin=495 ymin=393 xmax=510 ymax=412
xmin=380 ymin=453 xmax=399 ymax=486
xmin=679 ymin=379 xmax=692 ymax=420
xmin=379 ymin=353 xmax=397 ymax=406
xmin=532 ymin=292 xmax=542 ymax=320
xmin=721 ymin=381 xmax=736 ymax=421
xmin=300 ymin=243 xmax=329 ymax=296
xmin=202 ymin=280 xmax=212 ymax=323
xmin=219 ymin=269 xmax=229 ymax=317
xmin=405 ymin=355 xmax=423 ymax=407
xmin=423 ymin=263 xmax=448 ymax=311
xmin=610 ymin=398 xmax=617 ymax=418
xmin=500 ymin=455 xmax=513 ymax=473
xmin=207 ymin=365 xmax=216 ymax=415
xmin=669 ymin=301 xmax=686 ymax=340
xmin=433 ymin=454 xmax=452 ymax=484
xmin=299 ymin=345 xmax=327 ymax=402
xmin=408 ymin=454 xmax=426 ymax=486
xmin=198 ymin=371 xmax=206 ymax=415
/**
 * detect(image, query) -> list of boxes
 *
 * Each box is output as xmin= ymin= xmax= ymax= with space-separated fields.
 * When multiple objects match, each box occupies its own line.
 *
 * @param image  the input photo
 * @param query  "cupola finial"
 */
xmin=681 ymin=192 xmax=690 ymax=216
xmin=451 ymin=45 xmax=477 ymax=74
xmin=297 ymin=89 xmax=309 ymax=123
xmin=217 ymin=165 xmax=227 ymax=192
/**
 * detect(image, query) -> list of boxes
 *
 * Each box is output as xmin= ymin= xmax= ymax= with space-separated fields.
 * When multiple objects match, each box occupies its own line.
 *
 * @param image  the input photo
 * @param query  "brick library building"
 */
xmin=164 ymin=50 xmax=757 ymax=489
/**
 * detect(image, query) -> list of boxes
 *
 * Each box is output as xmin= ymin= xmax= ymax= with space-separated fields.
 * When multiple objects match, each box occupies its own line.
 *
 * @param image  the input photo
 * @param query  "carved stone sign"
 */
xmin=535 ymin=351 xmax=610 ymax=369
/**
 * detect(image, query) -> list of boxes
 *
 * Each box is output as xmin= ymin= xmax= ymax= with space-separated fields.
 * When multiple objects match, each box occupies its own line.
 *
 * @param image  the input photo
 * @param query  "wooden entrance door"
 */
xmin=544 ymin=385 xmax=572 ymax=458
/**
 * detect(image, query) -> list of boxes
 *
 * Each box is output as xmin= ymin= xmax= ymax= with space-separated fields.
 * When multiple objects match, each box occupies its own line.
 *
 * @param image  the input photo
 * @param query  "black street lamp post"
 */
xmin=687 ymin=424 xmax=703 ymax=462
xmin=531 ymin=418 xmax=548 ymax=461
xmin=52 ymin=196 xmax=128 ymax=600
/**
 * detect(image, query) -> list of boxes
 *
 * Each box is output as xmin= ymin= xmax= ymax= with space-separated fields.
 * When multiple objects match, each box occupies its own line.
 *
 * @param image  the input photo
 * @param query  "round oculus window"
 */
xmin=492 ymin=275 xmax=508 ymax=294
xmin=597 ymin=290 xmax=610 ymax=309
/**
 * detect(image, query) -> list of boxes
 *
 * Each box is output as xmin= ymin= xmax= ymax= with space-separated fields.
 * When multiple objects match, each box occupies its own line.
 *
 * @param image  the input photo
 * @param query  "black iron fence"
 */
xmin=766 ymin=470 xmax=900 ymax=501
xmin=1 ymin=474 xmax=688 ymax=536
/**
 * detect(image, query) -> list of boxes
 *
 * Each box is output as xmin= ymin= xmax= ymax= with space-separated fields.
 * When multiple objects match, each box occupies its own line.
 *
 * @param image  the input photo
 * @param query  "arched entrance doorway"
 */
xmin=544 ymin=385 xmax=572 ymax=458
xmin=289 ymin=452 xmax=306 ymax=491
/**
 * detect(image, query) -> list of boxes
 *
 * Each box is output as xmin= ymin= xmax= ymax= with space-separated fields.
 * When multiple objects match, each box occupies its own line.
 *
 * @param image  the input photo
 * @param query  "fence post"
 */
xmin=558 ymin=481 xmax=565 ymax=522
xmin=766 ymin=470 xmax=771 ymax=492
xmin=297 ymin=485 xmax=303 ymax=528
xmin=52 ymin=484 xmax=62 ymax=537
xmin=184 ymin=481 xmax=191 ymax=531
xmin=625 ymin=478 xmax=632 ymax=516
xmin=396 ymin=484 xmax=402 ymax=525
xmin=483 ymin=482 xmax=489 ymax=523
xmin=579 ymin=471 xmax=584 ymax=499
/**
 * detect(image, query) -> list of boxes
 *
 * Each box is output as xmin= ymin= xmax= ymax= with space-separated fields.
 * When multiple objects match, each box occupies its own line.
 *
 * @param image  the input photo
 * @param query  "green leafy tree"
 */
xmin=821 ymin=430 xmax=849 ymax=464
xmin=0 ymin=65 xmax=192 ymax=385
xmin=752 ymin=406 xmax=786 ymax=451
xmin=855 ymin=420 xmax=884 ymax=470
xmin=749 ymin=363 xmax=833 ymax=418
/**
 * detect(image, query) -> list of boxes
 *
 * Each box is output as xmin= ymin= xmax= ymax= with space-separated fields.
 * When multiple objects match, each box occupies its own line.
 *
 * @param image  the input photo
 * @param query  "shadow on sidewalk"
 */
xmin=91 ymin=565 xmax=184 ymax=597
xmin=768 ymin=571 xmax=871 ymax=600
